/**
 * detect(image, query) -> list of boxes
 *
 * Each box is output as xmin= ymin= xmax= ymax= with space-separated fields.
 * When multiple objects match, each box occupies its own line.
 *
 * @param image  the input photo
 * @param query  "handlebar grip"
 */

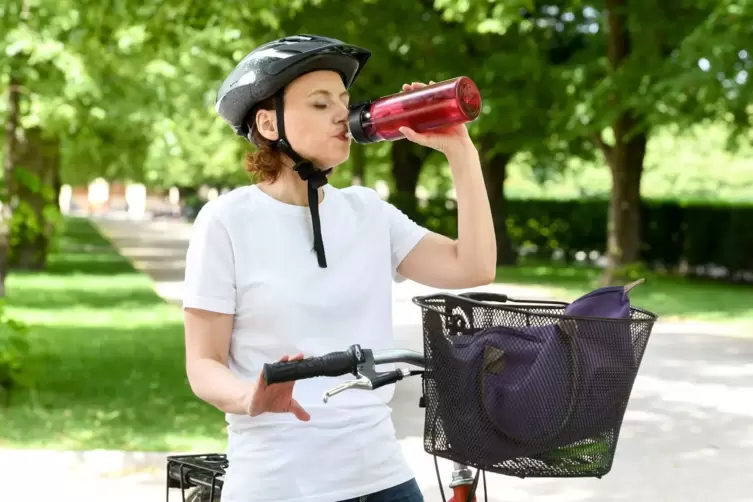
xmin=263 ymin=350 xmax=357 ymax=385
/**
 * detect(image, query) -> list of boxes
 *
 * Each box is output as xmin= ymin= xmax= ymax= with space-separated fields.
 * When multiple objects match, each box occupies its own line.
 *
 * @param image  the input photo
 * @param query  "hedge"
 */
xmin=414 ymin=197 xmax=753 ymax=277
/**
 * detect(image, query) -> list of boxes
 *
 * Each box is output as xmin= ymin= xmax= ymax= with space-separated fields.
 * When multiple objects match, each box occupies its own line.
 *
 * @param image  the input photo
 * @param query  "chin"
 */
xmin=316 ymin=152 xmax=350 ymax=169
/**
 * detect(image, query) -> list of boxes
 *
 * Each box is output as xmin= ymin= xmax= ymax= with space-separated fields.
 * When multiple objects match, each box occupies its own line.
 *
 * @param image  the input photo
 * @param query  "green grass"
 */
xmin=0 ymin=217 xmax=226 ymax=452
xmin=495 ymin=263 xmax=753 ymax=326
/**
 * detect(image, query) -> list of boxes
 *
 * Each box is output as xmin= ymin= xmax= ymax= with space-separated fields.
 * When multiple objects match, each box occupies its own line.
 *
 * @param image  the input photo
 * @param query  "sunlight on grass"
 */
xmin=0 ymin=217 xmax=226 ymax=452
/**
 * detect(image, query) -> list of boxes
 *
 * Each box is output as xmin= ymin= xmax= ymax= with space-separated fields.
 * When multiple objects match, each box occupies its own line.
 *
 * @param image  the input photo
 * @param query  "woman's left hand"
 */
xmin=398 ymin=81 xmax=474 ymax=156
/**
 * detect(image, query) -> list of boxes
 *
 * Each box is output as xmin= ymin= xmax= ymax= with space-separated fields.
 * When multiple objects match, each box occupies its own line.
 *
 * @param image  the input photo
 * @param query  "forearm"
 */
xmin=446 ymin=144 xmax=497 ymax=282
xmin=187 ymin=357 xmax=254 ymax=415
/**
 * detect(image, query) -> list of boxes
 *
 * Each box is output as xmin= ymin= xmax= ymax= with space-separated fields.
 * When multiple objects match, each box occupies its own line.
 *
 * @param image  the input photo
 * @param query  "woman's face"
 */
xmin=256 ymin=70 xmax=351 ymax=169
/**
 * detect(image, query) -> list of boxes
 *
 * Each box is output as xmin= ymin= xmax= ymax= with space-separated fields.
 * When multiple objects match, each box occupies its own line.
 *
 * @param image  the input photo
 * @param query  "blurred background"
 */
xmin=0 ymin=0 xmax=752 ymax=501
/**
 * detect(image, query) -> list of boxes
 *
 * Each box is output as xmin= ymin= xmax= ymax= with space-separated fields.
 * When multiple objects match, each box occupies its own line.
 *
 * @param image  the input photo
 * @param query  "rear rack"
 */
xmin=166 ymin=453 xmax=227 ymax=501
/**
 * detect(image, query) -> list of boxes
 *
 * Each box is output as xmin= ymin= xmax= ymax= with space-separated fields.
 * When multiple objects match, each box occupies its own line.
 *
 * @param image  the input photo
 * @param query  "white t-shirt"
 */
xmin=182 ymin=183 xmax=429 ymax=502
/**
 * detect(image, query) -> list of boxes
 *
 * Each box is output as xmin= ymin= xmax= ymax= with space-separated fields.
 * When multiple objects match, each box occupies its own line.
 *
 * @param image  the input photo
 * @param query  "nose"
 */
xmin=333 ymin=101 xmax=348 ymax=125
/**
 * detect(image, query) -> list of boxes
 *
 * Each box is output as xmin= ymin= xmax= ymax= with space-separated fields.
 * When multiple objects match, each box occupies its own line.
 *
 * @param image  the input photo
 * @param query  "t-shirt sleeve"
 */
xmin=381 ymin=199 xmax=430 ymax=282
xmin=182 ymin=202 xmax=236 ymax=314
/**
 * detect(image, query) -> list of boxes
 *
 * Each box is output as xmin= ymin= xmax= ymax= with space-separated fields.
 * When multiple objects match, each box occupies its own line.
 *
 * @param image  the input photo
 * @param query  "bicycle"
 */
xmin=167 ymin=288 xmax=657 ymax=502
xmin=166 ymin=345 xmax=483 ymax=502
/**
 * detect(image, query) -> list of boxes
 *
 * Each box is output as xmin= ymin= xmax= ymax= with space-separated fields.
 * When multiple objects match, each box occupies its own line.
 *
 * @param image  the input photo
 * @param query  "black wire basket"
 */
xmin=412 ymin=289 xmax=657 ymax=479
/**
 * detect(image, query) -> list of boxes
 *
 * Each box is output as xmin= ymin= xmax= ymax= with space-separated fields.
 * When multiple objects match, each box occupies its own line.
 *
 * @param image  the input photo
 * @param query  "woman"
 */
xmin=182 ymin=34 xmax=496 ymax=502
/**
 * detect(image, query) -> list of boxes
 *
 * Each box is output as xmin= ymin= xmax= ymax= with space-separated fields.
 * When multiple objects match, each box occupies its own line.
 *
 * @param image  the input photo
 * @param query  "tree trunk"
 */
xmin=389 ymin=140 xmax=430 ymax=222
xmin=605 ymin=120 xmax=646 ymax=268
xmin=350 ymin=143 xmax=366 ymax=186
xmin=1 ymin=73 xmax=21 ymax=296
xmin=479 ymin=136 xmax=515 ymax=266
xmin=1 ymin=0 xmax=29 ymax=294
xmin=11 ymin=127 xmax=61 ymax=271
xmin=596 ymin=0 xmax=648 ymax=285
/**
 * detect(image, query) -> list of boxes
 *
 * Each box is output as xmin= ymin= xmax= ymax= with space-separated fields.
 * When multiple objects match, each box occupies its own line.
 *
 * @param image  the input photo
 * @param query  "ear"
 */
xmin=255 ymin=109 xmax=279 ymax=142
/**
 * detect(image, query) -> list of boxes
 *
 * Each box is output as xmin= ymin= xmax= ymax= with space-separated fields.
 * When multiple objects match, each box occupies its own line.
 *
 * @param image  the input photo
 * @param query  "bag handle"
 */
xmin=413 ymin=293 xmax=571 ymax=335
xmin=459 ymin=291 xmax=570 ymax=308
xmin=459 ymin=292 xmax=510 ymax=303
xmin=481 ymin=319 xmax=581 ymax=447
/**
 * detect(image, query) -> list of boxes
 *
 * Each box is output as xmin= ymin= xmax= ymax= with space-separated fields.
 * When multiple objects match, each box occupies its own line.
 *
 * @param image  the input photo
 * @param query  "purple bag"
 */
xmin=421 ymin=280 xmax=653 ymax=472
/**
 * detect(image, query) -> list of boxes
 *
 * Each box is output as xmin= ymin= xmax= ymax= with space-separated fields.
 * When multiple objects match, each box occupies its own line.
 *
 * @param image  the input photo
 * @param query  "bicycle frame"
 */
xmin=447 ymin=462 xmax=479 ymax=502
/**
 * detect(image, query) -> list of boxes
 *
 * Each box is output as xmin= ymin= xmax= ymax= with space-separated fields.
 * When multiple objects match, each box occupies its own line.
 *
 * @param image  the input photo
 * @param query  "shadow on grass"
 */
xmin=1 ymin=323 xmax=226 ymax=452
xmin=7 ymin=286 xmax=164 ymax=310
xmin=9 ymin=217 xmax=140 ymax=277
xmin=42 ymin=251 xmax=138 ymax=276
xmin=6 ymin=218 xmax=166 ymax=310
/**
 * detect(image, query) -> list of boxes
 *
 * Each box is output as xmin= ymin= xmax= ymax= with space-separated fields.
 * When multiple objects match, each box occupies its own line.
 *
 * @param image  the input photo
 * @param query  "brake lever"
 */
xmin=322 ymin=374 xmax=373 ymax=403
xmin=321 ymin=349 xmax=382 ymax=403
xmin=322 ymin=350 xmax=416 ymax=403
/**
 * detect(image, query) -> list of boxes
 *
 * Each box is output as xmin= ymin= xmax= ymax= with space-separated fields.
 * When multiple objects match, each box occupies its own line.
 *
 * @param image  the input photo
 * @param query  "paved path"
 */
xmin=5 ymin=217 xmax=751 ymax=502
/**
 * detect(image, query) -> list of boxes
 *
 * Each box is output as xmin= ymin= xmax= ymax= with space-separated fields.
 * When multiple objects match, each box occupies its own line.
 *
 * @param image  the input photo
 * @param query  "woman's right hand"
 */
xmin=246 ymin=353 xmax=311 ymax=421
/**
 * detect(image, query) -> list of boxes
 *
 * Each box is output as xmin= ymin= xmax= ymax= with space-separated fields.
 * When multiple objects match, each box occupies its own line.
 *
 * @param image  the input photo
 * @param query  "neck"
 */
xmin=256 ymin=157 xmax=326 ymax=207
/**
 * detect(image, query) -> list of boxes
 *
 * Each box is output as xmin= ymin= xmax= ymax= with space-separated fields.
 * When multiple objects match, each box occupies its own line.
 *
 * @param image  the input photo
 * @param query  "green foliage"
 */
xmin=653 ymin=0 xmax=753 ymax=140
xmin=8 ymin=163 xmax=64 ymax=270
xmin=1 ymin=0 xmax=752 ymax=284
xmin=9 ymin=198 xmax=59 ymax=248
xmin=2 ymin=0 xmax=749 ymax=189
xmin=0 ymin=300 xmax=32 ymax=406
xmin=537 ymin=436 xmax=611 ymax=474
xmin=417 ymin=196 xmax=753 ymax=277
xmin=504 ymin=122 xmax=753 ymax=203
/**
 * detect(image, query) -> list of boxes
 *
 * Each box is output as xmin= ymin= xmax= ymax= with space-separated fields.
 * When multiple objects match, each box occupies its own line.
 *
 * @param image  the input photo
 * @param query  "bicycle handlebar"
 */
xmin=262 ymin=345 xmax=425 ymax=402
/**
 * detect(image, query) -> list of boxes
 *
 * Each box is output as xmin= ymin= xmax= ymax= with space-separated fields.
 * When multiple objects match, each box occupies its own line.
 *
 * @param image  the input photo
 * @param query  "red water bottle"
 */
xmin=347 ymin=76 xmax=482 ymax=144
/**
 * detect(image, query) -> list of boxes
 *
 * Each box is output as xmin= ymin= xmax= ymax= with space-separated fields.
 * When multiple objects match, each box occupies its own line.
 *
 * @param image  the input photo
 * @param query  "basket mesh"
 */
xmin=417 ymin=294 xmax=656 ymax=479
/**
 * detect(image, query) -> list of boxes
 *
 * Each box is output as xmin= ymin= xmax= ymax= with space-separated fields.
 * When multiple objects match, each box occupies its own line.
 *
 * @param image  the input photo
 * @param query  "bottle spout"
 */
xmin=347 ymin=101 xmax=377 ymax=144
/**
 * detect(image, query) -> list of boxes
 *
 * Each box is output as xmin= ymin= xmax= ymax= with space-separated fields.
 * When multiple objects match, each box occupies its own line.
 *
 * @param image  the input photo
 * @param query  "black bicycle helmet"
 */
xmin=215 ymin=35 xmax=371 ymax=268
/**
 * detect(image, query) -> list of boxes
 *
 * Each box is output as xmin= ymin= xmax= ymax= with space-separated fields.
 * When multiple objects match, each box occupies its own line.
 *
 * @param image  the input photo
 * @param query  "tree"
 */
xmin=521 ymin=1 xmax=719 ymax=283
xmin=0 ymin=0 xmax=179 ymax=281
xmin=654 ymin=1 xmax=753 ymax=146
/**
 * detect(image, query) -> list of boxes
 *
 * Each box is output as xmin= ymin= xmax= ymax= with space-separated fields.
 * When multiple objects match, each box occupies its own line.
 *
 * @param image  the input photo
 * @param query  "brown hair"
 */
xmin=244 ymin=96 xmax=286 ymax=183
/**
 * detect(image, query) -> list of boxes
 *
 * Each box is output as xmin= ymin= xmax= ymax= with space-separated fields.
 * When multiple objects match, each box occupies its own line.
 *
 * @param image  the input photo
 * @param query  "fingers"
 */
xmin=398 ymin=126 xmax=414 ymax=138
xmin=289 ymin=399 xmax=311 ymax=422
xmin=399 ymin=126 xmax=439 ymax=150
xmin=402 ymin=80 xmax=437 ymax=92
xmin=398 ymin=126 xmax=424 ymax=144
xmin=277 ymin=352 xmax=304 ymax=363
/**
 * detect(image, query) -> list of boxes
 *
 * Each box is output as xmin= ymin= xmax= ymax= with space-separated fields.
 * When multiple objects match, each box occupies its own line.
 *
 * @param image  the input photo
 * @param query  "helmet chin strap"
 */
xmin=274 ymin=91 xmax=331 ymax=268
